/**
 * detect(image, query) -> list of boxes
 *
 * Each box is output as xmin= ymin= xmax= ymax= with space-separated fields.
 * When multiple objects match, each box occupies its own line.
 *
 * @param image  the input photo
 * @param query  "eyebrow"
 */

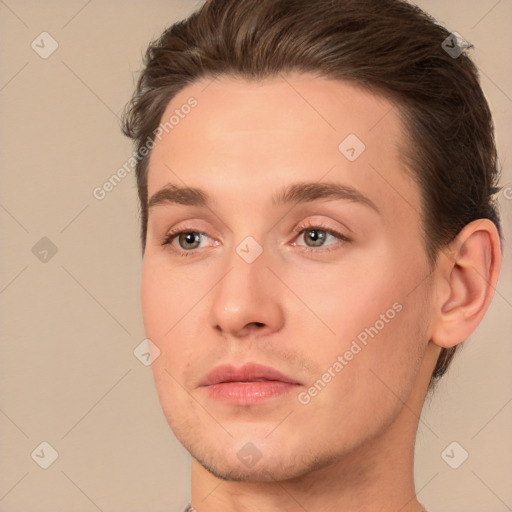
xmin=148 ymin=181 xmax=379 ymax=213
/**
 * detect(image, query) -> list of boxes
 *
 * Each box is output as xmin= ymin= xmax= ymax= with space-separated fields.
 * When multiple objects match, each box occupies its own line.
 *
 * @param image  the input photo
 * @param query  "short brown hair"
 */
xmin=122 ymin=0 xmax=502 ymax=388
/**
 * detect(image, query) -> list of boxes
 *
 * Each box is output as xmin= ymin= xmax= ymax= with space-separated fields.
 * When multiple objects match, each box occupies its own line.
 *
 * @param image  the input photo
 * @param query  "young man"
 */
xmin=122 ymin=1 xmax=502 ymax=510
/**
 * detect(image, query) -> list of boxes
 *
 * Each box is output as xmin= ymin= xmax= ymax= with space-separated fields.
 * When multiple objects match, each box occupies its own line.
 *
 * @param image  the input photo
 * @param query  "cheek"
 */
xmin=141 ymin=258 xmax=207 ymax=374
xmin=140 ymin=256 xmax=188 ymax=335
xmin=140 ymin=260 xmax=182 ymax=374
xmin=141 ymin=262 xmax=197 ymax=415
xmin=140 ymin=272 xmax=166 ymax=341
xmin=285 ymin=248 xmax=428 ymax=391
xmin=284 ymin=255 xmax=404 ymax=345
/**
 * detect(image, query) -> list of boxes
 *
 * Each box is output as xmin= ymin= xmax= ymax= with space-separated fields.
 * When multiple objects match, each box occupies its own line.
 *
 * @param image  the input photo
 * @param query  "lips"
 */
xmin=200 ymin=362 xmax=300 ymax=387
xmin=199 ymin=362 xmax=301 ymax=404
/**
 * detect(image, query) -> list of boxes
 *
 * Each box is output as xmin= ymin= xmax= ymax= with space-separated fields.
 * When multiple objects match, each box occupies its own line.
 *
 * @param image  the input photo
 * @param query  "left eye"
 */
xmin=161 ymin=230 xmax=211 ymax=251
xmin=292 ymin=225 xmax=350 ymax=250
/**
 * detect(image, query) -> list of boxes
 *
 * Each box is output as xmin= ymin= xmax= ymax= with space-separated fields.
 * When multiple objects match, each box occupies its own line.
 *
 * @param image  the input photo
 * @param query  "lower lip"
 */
xmin=203 ymin=381 xmax=299 ymax=404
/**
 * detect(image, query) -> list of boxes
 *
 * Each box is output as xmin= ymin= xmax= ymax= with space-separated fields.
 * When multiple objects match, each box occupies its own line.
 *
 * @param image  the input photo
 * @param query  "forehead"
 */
xmin=146 ymin=73 xmax=420 ymax=224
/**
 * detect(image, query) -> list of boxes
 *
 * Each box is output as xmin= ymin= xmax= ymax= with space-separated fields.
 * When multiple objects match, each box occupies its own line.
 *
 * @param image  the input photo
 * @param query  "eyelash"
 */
xmin=160 ymin=221 xmax=351 ymax=257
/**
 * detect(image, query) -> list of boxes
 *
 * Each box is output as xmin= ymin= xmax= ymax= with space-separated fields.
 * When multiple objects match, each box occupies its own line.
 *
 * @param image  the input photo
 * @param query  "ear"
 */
xmin=431 ymin=219 xmax=502 ymax=348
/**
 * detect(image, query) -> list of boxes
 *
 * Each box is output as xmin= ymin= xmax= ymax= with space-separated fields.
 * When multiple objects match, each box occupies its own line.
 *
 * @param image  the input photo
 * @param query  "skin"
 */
xmin=140 ymin=73 xmax=501 ymax=512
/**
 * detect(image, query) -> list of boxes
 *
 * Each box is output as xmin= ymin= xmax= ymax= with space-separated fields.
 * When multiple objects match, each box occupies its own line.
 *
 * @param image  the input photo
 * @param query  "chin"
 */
xmin=193 ymin=453 xmax=312 ymax=482
xmin=186 ymin=435 xmax=341 ymax=483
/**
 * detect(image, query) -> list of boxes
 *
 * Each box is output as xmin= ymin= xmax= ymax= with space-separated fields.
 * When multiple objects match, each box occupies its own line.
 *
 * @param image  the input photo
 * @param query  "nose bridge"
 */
xmin=210 ymin=236 xmax=283 ymax=335
xmin=218 ymin=237 xmax=270 ymax=305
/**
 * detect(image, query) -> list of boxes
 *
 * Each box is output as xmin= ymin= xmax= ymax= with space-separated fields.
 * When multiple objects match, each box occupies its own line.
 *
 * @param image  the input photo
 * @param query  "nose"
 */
xmin=210 ymin=245 xmax=285 ymax=339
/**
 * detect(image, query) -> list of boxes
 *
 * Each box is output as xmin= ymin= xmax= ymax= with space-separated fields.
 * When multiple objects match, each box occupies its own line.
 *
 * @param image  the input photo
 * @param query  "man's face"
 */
xmin=141 ymin=73 xmax=434 ymax=481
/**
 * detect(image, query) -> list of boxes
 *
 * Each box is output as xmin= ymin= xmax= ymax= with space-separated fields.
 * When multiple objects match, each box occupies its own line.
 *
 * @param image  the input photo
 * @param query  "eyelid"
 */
xmin=292 ymin=218 xmax=351 ymax=237
xmin=160 ymin=218 xmax=219 ymax=243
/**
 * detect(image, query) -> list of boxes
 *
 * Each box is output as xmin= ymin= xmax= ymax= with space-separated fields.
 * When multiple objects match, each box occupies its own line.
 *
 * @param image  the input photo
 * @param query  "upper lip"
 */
xmin=200 ymin=362 xmax=301 ymax=386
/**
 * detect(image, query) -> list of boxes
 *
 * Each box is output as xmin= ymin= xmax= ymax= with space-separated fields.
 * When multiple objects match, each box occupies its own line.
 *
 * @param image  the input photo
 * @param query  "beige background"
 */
xmin=0 ymin=1 xmax=511 ymax=511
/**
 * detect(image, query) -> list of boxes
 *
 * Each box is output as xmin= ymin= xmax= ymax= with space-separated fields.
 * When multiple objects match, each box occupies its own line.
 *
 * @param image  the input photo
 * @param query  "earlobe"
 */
xmin=431 ymin=219 xmax=501 ymax=349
